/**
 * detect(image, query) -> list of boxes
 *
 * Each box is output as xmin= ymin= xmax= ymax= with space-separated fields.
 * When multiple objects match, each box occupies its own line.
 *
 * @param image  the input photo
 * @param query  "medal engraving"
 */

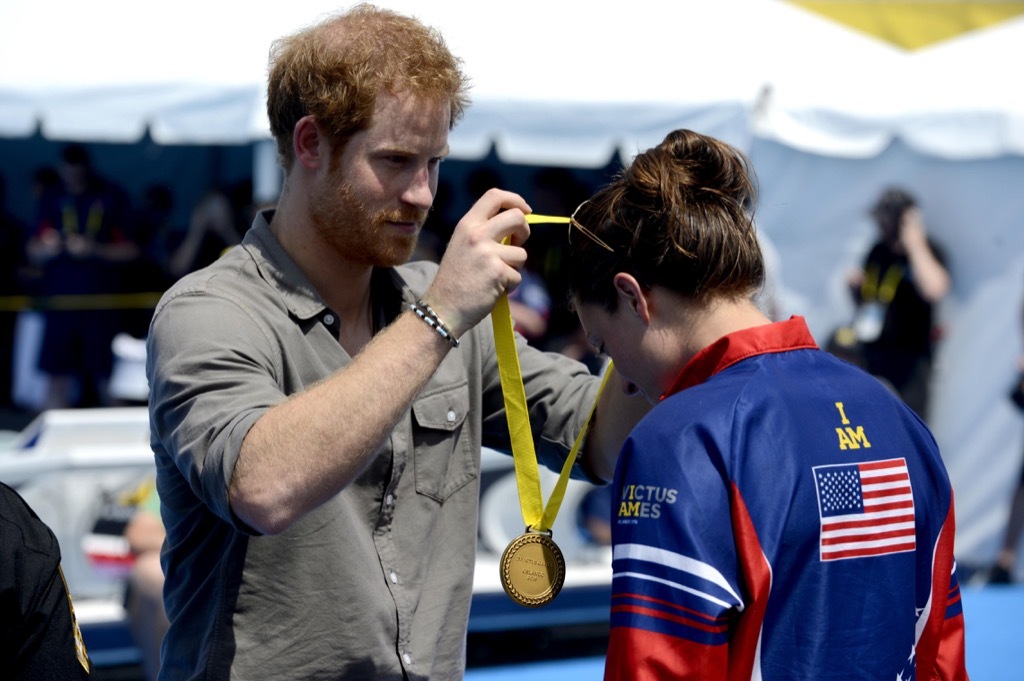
xmin=499 ymin=531 xmax=566 ymax=607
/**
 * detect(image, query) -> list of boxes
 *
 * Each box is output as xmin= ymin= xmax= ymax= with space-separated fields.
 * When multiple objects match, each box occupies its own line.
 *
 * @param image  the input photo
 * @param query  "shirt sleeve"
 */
xmin=916 ymin=498 xmax=969 ymax=681
xmin=147 ymin=287 xmax=282 ymax=529
xmin=604 ymin=426 xmax=744 ymax=680
xmin=933 ymin=567 xmax=969 ymax=681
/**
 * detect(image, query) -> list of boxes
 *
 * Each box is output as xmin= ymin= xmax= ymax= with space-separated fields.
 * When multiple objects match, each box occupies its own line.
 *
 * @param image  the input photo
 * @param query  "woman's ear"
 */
xmin=613 ymin=273 xmax=651 ymax=324
xmin=293 ymin=115 xmax=325 ymax=170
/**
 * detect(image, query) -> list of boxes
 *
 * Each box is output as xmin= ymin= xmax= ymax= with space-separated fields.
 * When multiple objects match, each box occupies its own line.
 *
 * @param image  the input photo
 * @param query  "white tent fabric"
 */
xmin=0 ymin=0 xmax=769 ymax=160
xmin=5 ymin=0 xmax=1023 ymax=161
xmin=2 ymin=0 xmax=1024 ymax=571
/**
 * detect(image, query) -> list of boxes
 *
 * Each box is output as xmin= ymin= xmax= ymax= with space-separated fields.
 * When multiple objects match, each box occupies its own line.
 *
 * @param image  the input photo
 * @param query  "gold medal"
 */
xmin=491 ymin=281 xmax=613 ymax=608
xmin=499 ymin=530 xmax=566 ymax=607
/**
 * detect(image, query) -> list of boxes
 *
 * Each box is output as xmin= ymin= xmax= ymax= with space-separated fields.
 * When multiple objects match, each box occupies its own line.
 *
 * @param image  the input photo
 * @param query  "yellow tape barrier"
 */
xmin=0 ymin=292 xmax=164 ymax=312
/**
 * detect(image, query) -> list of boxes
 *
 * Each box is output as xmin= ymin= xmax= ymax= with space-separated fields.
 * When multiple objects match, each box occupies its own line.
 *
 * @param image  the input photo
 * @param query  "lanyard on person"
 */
xmin=61 ymin=198 xmax=104 ymax=237
xmin=861 ymin=263 xmax=904 ymax=304
xmin=491 ymin=220 xmax=612 ymax=607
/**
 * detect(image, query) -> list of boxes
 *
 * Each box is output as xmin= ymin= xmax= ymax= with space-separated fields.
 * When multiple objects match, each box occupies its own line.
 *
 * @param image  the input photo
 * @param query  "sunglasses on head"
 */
xmin=525 ymin=202 xmax=614 ymax=253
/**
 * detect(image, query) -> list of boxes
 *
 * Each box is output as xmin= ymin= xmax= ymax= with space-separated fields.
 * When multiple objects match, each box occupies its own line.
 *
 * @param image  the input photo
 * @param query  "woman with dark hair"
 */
xmin=566 ymin=129 xmax=968 ymax=680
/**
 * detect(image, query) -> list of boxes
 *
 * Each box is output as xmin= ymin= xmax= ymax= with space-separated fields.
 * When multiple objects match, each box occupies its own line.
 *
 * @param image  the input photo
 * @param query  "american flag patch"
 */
xmin=813 ymin=457 xmax=915 ymax=561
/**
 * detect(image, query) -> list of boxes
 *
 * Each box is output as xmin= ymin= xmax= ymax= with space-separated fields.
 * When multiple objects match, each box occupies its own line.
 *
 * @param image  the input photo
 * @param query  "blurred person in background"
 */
xmin=0 ymin=172 xmax=28 ymax=410
xmin=122 ymin=479 xmax=168 ymax=681
xmin=507 ymin=266 xmax=552 ymax=343
xmin=528 ymin=166 xmax=595 ymax=351
xmin=465 ymin=166 xmax=553 ymax=342
xmin=165 ymin=188 xmax=243 ymax=281
xmin=847 ymin=187 xmax=951 ymax=422
xmin=978 ymin=278 xmax=1024 ymax=585
xmin=26 ymin=144 xmax=138 ymax=409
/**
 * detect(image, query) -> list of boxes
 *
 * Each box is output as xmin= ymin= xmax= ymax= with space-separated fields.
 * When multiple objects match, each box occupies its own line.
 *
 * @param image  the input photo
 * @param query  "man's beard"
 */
xmin=309 ymin=174 xmax=428 ymax=268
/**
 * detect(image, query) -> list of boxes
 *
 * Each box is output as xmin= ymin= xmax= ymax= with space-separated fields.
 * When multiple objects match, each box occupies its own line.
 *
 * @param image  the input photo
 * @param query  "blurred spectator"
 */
xmin=134 ymin=184 xmax=177 ymax=283
xmin=465 ymin=166 xmax=553 ymax=341
xmin=122 ymin=479 xmax=167 ymax=681
xmin=0 ymin=172 xmax=29 ymax=409
xmin=1 ymin=481 xmax=92 ymax=679
xmin=978 ymin=282 xmax=1024 ymax=585
xmin=166 ymin=189 xmax=242 ymax=281
xmin=8 ymin=170 xmax=56 ymax=414
xmin=16 ymin=167 xmax=62 ymax=289
xmin=25 ymin=144 xmax=139 ymax=409
xmin=31 ymin=166 xmax=62 ymax=202
xmin=847 ymin=187 xmax=950 ymax=421
xmin=576 ymin=484 xmax=613 ymax=547
xmin=526 ymin=167 xmax=598 ymax=357
xmin=508 ymin=268 xmax=552 ymax=343
xmin=117 ymin=184 xmax=179 ymax=339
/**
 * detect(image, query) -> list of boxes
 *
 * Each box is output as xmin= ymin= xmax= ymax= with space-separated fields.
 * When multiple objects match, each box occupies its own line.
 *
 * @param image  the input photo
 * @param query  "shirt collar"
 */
xmin=661 ymin=316 xmax=819 ymax=400
xmin=243 ymin=209 xmax=325 ymax=322
xmin=242 ymin=209 xmax=411 ymax=328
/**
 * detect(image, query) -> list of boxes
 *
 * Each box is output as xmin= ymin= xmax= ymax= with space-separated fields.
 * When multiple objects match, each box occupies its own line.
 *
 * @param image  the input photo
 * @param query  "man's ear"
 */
xmin=613 ymin=273 xmax=651 ymax=324
xmin=293 ymin=116 xmax=325 ymax=170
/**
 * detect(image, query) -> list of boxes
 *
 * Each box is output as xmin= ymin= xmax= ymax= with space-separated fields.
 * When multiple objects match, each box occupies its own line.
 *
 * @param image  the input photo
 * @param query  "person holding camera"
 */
xmin=847 ymin=187 xmax=951 ymax=422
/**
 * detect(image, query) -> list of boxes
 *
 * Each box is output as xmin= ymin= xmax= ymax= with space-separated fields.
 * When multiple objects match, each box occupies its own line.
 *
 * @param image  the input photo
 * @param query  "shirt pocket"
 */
xmin=411 ymin=379 xmax=476 ymax=502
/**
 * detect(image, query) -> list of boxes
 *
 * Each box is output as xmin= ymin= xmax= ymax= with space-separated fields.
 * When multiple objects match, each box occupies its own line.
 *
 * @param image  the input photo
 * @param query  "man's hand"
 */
xmin=424 ymin=188 xmax=532 ymax=338
xmin=899 ymin=206 xmax=951 ymax=303
xmin=899 ymin=206 xmax=928 ymax=253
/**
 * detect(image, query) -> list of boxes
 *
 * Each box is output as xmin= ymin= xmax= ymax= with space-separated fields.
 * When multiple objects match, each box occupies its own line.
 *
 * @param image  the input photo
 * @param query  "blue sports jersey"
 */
xmin=604 ymin=317 xmax=968 ymax=681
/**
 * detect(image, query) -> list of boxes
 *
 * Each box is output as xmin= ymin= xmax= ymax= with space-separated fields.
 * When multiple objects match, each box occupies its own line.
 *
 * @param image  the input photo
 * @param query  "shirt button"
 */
xmin=446 ymin=409 xmax=456 ymax=422
xmin=324 ymin=313 xmax=336 ymax=325
xmin=385 ymin=493 xmax=393 ymax=506
xmin=402 ymin=652 xmax=412 ymax=665
xmin=390 ymin=571 xmax=398 ymax=584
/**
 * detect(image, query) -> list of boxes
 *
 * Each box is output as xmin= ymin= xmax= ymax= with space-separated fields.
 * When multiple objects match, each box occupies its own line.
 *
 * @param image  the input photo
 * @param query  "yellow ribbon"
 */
xmin=492 ymin=225 xmax=611 ymax=533
xmin=525 ymin=214 xmax=570 ymax=225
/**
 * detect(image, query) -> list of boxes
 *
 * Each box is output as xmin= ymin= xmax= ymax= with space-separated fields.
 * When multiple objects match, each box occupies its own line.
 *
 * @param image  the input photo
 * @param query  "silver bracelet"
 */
xmin=410 ymin=299 xmax=460 ymax=348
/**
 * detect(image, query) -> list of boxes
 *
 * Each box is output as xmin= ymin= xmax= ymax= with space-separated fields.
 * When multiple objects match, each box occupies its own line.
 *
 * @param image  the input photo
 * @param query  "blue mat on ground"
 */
xmin=465 ymin=585 xmax=1023 ymax=681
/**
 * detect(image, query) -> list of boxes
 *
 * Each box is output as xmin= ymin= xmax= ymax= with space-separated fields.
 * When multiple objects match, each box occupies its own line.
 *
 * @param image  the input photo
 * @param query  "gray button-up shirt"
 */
xmin=147 ymin=211 xmax=600 ymax=680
